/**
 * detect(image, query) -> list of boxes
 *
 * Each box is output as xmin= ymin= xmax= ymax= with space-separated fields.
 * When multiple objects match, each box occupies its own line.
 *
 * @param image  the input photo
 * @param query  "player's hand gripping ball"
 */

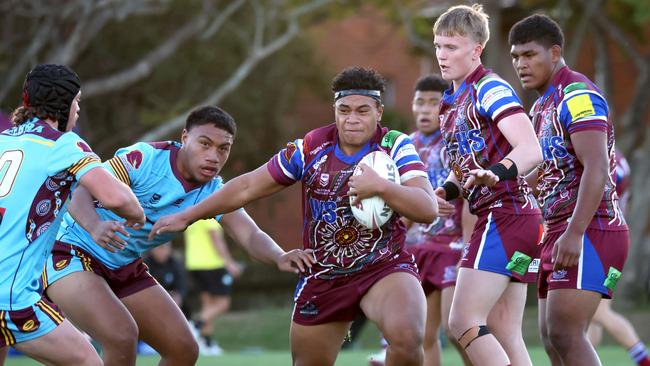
xmin=349 ymin=151 xmax=400 ymax=229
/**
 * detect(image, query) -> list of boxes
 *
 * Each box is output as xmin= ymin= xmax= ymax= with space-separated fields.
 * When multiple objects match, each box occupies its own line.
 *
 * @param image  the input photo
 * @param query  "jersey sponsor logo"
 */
xmin=149 ymin=193 xmax=162 ymax=205
xmin=393 ymin=144 xmax=417 ymax=162
xmin=455 ymin=129 xmax=485 ymax=155
xmin=309 ymin=198 xmax=337 ymax=223
xmin=567 ymin=94 xmax=596 ymax=120
xmin=125 ymin=150 xmax=143 ymax=169
xmin=551 ymin=269 xmax=568 ymax=281
xmin=528 ymin=258 xmax=540 ymax=273
xmin=172 ymin=198 xmax=184 ymax=207
xmin=299 ymin=301 xmax=318 ymax=317
xmin=76 ymin=141 xmax=93 ymax=153
xmin=540 ymin=136 xmax=569 ymax=161
xmin=481 ymin=84 xmax=513 ymax=111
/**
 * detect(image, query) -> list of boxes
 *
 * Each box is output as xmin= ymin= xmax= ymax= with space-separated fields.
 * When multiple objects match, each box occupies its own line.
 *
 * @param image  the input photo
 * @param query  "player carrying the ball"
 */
xmin=150 ymin=66 xmax=442 ymax=366
xmin=433 ymin=4 xmax=544 ymax=366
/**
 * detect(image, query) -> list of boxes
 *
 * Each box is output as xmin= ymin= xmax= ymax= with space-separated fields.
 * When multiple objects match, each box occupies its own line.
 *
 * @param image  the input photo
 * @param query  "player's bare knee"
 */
xmin=546 ymin=323 xmax=576 ymax=354
xmin=162 ymin=336 xmax=198 ymax=364
xmin=65 ymin=346 xmax=102 ymax=366
xmin=100 ymin=317 xmax=138 ymax=350
xmin=448 ymin=312 xmax=471 ymax=339
xmin=385 ymin=326 xmax=424 ymax=357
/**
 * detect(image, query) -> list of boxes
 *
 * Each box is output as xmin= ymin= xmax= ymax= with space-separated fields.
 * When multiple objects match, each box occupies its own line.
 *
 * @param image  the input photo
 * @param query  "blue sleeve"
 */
xmin=267 ymin=139 xmax=305 ymax=185
xmin=475 ymin=77 xmax=524 ymax=122
xmin=47 ymin=132 xmax=102 ymax=179
xmin=104 ymin=142 xmax=155 ymax=188
xmin=558 ymin=89 xmax=609 ymax=133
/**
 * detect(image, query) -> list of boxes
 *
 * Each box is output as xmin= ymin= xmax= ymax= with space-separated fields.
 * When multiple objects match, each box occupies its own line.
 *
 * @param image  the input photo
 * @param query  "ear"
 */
xmin=376 ymin=103 xmax=384 ymax=121
xmin=473 ymin=43 xmax=484 ymax=60
xmin=181 ymin=128 xmax=189 ymax=144
xmin=550 ymin=45 xmax=562 ymax=63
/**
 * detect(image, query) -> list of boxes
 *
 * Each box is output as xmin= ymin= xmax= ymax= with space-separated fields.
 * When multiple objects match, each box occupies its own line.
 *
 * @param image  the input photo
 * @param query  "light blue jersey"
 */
xmin=0 ymin=119 xmax=101 ymax=309
xmin=56 ymin=141 xmax=224 ymax=269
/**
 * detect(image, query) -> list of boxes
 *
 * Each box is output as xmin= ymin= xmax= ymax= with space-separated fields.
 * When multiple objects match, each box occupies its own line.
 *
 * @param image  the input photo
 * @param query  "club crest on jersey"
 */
xmin=76 ymin=141 xmax=93 ymax=153
xmin=319 ymin=173 xmax=329 ymax=187
xmin=0 ymin=207 xmax=5 ymax=226
xmin=455 ymin=129 xmax=485 ymax=155
xmin=125 ymin=150 xmax=143 ymax=169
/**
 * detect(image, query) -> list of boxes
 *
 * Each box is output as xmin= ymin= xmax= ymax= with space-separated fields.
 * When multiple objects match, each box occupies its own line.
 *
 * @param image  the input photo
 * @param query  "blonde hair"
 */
xmin=433 ymin=4 xmax=490 ymax=47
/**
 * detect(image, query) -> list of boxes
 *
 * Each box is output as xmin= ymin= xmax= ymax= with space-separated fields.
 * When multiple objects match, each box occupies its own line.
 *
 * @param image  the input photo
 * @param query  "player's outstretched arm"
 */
xmin=148 ymin=163 xmax=285 ymax=239
xmin=68 ymin=185 xmax=132 ymax=252
xmin=219 ymin=210 xmax=315 ymax=274
xmin=552 ymin=130 xmax=609 ymax=270
xmin=349 ymin=165 xmax=438 ymax=223
xmin=78 ymin=167 xmax=145 ymax=226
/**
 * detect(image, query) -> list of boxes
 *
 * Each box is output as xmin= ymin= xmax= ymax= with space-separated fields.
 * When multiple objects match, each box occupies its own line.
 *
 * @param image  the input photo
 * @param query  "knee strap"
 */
xmin=458 ymin=325 xmax=490 ymax=349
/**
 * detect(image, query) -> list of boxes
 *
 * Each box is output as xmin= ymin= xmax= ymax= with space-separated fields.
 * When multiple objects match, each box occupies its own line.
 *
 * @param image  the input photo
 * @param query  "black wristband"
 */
xmin=487 ymin=160 xmax=518 ymax=181
xmin=442 ymin=181 xmax=460 ymax=201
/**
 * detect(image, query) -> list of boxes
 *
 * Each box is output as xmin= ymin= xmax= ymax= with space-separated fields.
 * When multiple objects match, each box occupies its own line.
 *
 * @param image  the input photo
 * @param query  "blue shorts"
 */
xmin=460 ymin=211 xmax=543 ymax=283
xmin=538 ymin=228 xmax=629 ymax=299
xmin=0 ymin=297 xmax=64 ymax=346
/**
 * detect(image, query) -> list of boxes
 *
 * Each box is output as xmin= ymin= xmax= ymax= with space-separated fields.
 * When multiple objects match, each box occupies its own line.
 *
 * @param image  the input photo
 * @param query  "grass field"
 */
xmin=4 ymin=305 xmax=645 ymax=365
xmin=3 ymin=347 xmax=632 ymax=365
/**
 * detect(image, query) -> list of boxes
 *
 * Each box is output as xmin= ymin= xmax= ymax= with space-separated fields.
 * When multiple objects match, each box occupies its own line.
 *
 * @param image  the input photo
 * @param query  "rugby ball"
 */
xmin=350 ymin=151 xmax=401 ymax=229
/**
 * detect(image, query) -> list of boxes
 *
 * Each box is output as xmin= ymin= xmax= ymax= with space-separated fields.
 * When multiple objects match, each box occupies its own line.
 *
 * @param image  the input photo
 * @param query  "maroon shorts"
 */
xmin=410 ymin=245 xmax=462 ymax=294
xmin=537 ymin=228 xmax=629 ymax=299
xmin=292 ymin=251 xmax=419 ymax=326
xmin=45 ymin=241 xmax=158 ymax=299
xmin=460 ymin=211 xmax=543 ymax=283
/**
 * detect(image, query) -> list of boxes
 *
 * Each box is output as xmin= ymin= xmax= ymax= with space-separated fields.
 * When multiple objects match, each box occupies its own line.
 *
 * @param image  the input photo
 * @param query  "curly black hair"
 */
xmin=508 ymin=14 xmax=564 ymax=49
xmin=185 ymin=105 xmax=236 ymax=136
xmin=414 ymin=75 xmax=448 ymax=93
xmin=331 ymin=66 xmax=386 ymax=94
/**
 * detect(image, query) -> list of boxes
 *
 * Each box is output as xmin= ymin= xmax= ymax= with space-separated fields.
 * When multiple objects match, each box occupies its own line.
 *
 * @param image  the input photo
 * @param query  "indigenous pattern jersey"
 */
xmin=408 ymin=130 xmax=462 ymax=251
xmin=0 ymin=119 xmax=101 ymax=309
xmin=439 ymin=65 xmax=538 ymax=216
xmin=529 ymin=66 xmax=625 ymax=232
xmin=267 ymin=124 xmax=427 ymax=279
xmin=57 ymin=141 xmax=225 ymax=269
xmin=614 ymin=149 xmax=630 ymax=214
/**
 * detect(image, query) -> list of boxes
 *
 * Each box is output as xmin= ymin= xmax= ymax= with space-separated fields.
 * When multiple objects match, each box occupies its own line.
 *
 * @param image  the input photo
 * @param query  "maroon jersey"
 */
xmin=529 ymin=66 xmax=625 ymax=233
xmin=408 ymin=130 xmax=462 ymax=252
xmin=267 ymin=123 xmax=427 ymax=279
xmin=614 ymin=149 xmax=630 ymax=213
xmin=439 ymin=65 xmax=538 ymax=216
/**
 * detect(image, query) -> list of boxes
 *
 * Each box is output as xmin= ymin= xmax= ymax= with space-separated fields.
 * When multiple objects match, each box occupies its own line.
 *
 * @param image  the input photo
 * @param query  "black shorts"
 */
xmin=190 ymin=268 xmax=233 ymax=296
